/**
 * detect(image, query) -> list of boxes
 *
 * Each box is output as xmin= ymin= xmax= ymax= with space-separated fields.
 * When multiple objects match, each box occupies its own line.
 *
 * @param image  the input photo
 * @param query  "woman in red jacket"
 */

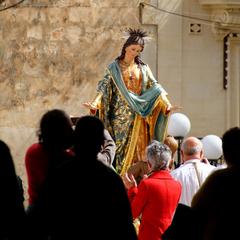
xmin=123 ymin=140 xmax=181 ymax=240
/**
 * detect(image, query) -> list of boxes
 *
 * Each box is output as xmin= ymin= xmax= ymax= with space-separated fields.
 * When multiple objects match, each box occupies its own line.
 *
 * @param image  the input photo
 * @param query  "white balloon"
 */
xmin=167 ymin=113 xmax=191 ymax=137
xmin=201 ymin=135 xmax=223 ymax=159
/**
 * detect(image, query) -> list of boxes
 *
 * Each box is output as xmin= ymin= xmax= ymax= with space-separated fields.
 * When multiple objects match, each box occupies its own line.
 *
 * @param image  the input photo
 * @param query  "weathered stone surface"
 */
xmin=0 ymin=0 xmax=140 ymax=203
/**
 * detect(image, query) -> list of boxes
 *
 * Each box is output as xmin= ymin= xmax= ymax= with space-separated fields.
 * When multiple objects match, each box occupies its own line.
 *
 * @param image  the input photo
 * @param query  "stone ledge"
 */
xmin=199 ymin=0 xmax=240 ymax=39
xmin=199 ymin=0 xmax=240 ymax=8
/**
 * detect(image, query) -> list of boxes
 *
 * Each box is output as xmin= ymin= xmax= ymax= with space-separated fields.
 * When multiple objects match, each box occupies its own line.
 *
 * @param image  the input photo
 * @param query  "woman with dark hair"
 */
xmin=25 ymin=109 xmax=74 ymax=209
xmin=0 ymin=140 xmax=27 ymax=240
xmin=84 ymin=28 xmax=173 ymax=175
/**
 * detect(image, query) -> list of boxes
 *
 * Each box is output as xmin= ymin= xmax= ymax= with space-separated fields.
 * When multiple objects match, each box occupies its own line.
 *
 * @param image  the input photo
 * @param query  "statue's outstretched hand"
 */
xmin=82 ymin=102 xmax=97 ymax=115
xmin=82 ymin=102 xmax=97 ymax=110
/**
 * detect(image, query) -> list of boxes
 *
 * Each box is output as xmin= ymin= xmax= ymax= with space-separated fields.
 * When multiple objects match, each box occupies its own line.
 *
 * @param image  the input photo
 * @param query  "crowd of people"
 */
xmin=1 ymin=28 xmax=239 ymax=240
xmin=1 ymin=108 xmax=239 ymax=240
xmin=2 ymin=111 xmax=137 ymax=240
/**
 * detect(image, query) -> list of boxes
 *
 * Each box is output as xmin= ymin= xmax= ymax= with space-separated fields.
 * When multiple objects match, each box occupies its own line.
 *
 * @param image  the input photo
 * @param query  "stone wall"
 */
xmin=0 ymin=0 xmax=142 ymax=202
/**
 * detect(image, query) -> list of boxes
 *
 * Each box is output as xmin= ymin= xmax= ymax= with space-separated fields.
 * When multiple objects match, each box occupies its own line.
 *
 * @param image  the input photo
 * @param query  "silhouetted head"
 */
xmin=222 ymin=127 xmax=240 ymax=167
xmin=38 ymin=109 xmax=73 ymax=151
xmin=147 ymin=140 xmax=172 ymax=171
xmin=116 ymin=28 xmax=149 ymax=65
xmin=74 ymin=115 xmax=105 ymax=157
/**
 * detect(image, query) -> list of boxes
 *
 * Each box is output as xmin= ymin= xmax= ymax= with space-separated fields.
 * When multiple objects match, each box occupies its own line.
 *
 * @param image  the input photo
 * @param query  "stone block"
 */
xmin=27 ymin=25 xmax=43 ymax=40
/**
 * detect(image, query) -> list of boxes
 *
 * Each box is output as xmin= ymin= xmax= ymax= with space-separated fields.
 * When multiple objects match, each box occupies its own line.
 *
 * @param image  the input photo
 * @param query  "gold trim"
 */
xmin=120 ymin=115 xmax=142 ymax=176
xmin=146 ymin=95 xmax=170 ymax=141
xmin=106 ymin=67 xmax=142 ymax=176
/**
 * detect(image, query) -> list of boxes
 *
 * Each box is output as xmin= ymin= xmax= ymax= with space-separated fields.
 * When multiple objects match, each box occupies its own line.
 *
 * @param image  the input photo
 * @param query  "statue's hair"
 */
xmin=116 ymin=28 xmax=151 ymax=65
xmin=123 ymin=28 xmax=149 ymax=39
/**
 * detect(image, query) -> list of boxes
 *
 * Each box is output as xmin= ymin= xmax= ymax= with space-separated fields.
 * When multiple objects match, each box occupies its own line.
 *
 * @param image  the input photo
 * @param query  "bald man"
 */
xmin=170 ymin=137 xmax=216 ymax=206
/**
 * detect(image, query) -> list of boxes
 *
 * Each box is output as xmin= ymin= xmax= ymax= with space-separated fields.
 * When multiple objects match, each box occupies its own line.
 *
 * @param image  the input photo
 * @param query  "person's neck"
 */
xmin=183 ymin=156 xmax=201 ymax=163
xmin=184 ymin=155 xmax=201 ymax=163
xmin=122 ymin=57 xmax=134 ymax=66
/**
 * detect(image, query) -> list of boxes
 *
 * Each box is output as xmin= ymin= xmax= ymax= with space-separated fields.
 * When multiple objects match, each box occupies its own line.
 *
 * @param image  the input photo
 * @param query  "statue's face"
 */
xmin=125 ymin=44 xmax=143 ymax=60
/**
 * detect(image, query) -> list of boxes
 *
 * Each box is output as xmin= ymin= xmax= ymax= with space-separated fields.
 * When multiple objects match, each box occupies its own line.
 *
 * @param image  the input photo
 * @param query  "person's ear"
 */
xmin=180 ymin=150 xmax=184 ymax=163
xmin=180 ymin=150 xmax=184 ymax=157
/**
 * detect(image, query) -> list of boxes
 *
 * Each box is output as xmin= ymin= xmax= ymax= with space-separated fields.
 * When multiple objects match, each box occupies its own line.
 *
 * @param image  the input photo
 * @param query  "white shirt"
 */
xmin=171 ymin=159 xmax=216 ymax=206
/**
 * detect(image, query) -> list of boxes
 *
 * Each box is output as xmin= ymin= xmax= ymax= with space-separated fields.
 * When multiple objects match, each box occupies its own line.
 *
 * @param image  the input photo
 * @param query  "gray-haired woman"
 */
xmin=123 ymin=140 xmax=182 ymax=240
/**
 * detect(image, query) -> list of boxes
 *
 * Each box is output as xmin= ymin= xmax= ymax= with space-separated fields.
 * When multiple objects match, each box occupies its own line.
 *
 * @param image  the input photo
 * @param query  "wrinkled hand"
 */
xmin=142 ymin=174 xmax=148 ymax=180
xmin=122 ymin=173 xmax=137 ymax=190
xmin=201 ymin=157 xmax=210 ymax=165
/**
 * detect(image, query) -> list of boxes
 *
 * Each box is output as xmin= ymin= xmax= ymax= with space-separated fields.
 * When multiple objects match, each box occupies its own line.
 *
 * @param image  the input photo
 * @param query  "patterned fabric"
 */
xmin=94 ymin=60 xmax=170 ymax=175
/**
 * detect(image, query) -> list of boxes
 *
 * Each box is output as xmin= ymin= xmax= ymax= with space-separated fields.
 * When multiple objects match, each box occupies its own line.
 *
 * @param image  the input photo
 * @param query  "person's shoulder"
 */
xmin=26 ymin=142 xmax=42 ymax=151
xmin=211 ymin=166 xmax=237 ymax=178
xmin=51 ymin=156 xmax=79 ymax=182
xmin=25 ymin=142 xmax=45 ymax=157
xmin=96 ymin=160 xmax=119 ymax=176
xmin=92 ymin=161 xmax=125 ymax=187
xmin=200 ymin=167 xmax=227 ymax=187
xmin=170 ymin=168 xmax=178 ymax=175
xmin=200 ymin=162 xmax=216 ymax=171
xmin=171 ymin=164 xmax=185 ymax=174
